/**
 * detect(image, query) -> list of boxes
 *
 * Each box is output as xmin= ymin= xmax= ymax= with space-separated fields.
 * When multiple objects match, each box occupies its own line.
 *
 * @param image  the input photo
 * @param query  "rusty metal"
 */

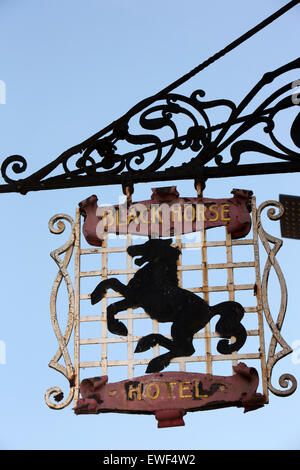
xmin=201 ymin=229 xmax=212 ymax=374
xmin=257 ymin=200 xmax=297 ymax=396
xmin=45 ymin=214 xmax=76 ymax=409
xmin=73 ymin=363 xmax=265 ymax=423
xmin=74 ymin=208 xmax=81 ymax=406
xmin=252 ymin=199 xmax=269 ymax=400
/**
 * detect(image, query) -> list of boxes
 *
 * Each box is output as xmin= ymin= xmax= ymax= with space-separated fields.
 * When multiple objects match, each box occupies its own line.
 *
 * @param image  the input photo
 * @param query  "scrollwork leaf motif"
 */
xmin=257 ymin=201 xmax=297 ymax=397
xmin=45 ymin=214 xmax=76 ymax=409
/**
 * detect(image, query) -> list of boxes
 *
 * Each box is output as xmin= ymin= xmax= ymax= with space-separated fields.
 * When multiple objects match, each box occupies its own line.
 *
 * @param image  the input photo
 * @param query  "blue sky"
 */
xmin=0 ymin=0 xmax=300 ymax=450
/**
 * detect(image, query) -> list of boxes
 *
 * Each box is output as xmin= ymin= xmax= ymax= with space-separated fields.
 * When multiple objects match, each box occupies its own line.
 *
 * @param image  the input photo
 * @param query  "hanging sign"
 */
xmin=74 ymin=363 xmax=265 ymax=427
xmin=79 ymin=187 xmax=253 ymax=246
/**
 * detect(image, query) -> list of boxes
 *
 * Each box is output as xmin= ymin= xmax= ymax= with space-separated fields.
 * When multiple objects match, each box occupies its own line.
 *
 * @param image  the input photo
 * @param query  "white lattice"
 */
xmin=73 ymin=196 xmax=267 ymax=406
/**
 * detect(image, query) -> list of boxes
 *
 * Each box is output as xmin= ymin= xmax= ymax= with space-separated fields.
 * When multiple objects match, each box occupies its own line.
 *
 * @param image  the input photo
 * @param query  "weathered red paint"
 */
xmin=78 ymin=187 xmax=253 ymax=246
xmin=73 ymin=363 xmax=265 ymax=427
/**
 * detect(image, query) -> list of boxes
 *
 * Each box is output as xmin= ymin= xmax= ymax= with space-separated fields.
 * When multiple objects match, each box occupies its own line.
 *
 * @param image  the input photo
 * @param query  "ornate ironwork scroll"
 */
xmin=1 ymin=58 xmax=300 ymax=194
xmin=45 ymin=214 xmax=76 ymax=409
xmin=257 ymin=201 xmax=297 ymax=396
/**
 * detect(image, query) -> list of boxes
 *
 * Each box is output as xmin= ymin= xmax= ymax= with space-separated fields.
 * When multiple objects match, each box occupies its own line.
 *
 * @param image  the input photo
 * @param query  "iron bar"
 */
xmin=1 ymin=160 xmax=300 ymax=195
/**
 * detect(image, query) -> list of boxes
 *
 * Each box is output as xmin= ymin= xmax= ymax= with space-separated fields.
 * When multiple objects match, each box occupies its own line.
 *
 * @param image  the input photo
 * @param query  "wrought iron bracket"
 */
xmin=1 ymin=58 xmax=300 ymax=195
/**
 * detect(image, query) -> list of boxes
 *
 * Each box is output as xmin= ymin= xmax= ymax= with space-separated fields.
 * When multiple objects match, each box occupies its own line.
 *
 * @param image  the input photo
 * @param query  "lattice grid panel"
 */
xmin=73 ymin=196 xmax=268 ymax=405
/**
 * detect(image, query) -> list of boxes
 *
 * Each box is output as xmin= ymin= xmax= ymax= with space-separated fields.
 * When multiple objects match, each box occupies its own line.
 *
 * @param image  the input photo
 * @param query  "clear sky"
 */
xmin=0 ymin=0 xmax=300 ymax=450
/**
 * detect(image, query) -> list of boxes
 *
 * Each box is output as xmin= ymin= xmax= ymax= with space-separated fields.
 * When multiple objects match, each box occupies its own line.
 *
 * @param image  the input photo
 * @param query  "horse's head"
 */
xmin=127 ymin=238 xmax=181 ymax=266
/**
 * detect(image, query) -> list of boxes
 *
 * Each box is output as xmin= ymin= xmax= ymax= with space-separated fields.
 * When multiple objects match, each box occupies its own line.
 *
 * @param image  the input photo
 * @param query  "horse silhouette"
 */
xmin=90 ymin=238 xmax=247 ymax=373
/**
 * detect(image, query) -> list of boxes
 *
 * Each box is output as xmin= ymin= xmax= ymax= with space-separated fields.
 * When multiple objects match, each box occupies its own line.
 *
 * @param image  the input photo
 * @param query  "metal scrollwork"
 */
xmin=257 ymin=201 xmax=297 ymax=397
xmin=0 ymin=58 xmax=299 ymax=194
xmin=45 ymin=214 xmax=76 ymax=409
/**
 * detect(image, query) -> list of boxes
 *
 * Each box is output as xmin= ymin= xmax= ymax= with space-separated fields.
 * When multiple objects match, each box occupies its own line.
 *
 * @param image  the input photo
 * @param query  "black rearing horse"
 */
xmin=90 ymin=238 xmax=247 ymax=373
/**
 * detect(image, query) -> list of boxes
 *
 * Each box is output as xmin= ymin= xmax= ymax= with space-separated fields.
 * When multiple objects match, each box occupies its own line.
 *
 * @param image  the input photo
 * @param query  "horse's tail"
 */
xmin=209 ymin=301 xmax=247 ymax=354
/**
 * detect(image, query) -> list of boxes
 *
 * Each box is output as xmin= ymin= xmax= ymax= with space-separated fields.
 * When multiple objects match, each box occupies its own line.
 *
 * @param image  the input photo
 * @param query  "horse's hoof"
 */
xmin=134 ymin=342 xmax=148 ymax=353
xmin=146 ymin=355 xmax=170 ymax=373
xmin=108 ymin=320 xmax=128 ymax=337
xmin=90 ymin=286 xmax=105 ymax=304
xmin=135 ymin=335 xmax=157 ymax=353
xmin=146 ymin=360 xmax=164 ymax=373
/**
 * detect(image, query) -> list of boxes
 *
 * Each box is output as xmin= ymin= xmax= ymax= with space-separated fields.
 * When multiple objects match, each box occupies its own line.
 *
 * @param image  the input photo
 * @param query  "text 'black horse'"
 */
xmin=91 ymin=239 xmax=247 ymax=373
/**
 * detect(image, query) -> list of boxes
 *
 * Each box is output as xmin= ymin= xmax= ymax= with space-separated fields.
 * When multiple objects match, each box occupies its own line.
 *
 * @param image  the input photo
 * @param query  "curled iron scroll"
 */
xmin=1 ymin=59 xmax=299 ymax=194
xmin=257 ymin=201 xmax=297 ymax=397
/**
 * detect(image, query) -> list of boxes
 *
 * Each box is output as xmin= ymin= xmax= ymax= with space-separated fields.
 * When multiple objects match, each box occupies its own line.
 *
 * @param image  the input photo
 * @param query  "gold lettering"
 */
xmin=196 ymin=204 xmax=207 ymax=222
xmin=171 ymin=204 xmax=182 ymax=223
xmin=179 ymin=381 xmax=192 ymax=398
xmin=115 ymin=210 xmax=119 ymax=227
xmin=221 ymin=203 xmax=230 ymax=222
xmin=184 ymin=205 xmax=196 ymax=222
xmin=139 ymin=209 xmax=149 ymax=224
xmin=151 ymin=206 xmax=163 ymax=223
xmin=127 ymin=383 xmax=142 ymax=400
xmin=194 ymin=381 xmax=208 ymax=399
xmin=146 ymin=382 xmax=160 ymax=400
xmin=208 ymin=204 xmax=219 ymax=222
xmin=117 ymin=207 xmax=128 ymax=226
xmin=132 ymin=214 xmax=139 ymax=225
xmin=194 ymin=381 xmax=200 ymax=398
xmin=164 ymin=382 xmax=177 ymax=398
xmin=127 ymin=208 xmax=138 ymax=225
xmin=103 ymin=209 xmax=115 ymax=227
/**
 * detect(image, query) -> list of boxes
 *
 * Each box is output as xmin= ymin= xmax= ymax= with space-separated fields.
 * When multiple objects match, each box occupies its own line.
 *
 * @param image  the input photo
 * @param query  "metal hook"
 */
xmin=194 ymin=178 xmax=206 ymax=198
xmin=122 ymin=182 xmax=134 ymax=206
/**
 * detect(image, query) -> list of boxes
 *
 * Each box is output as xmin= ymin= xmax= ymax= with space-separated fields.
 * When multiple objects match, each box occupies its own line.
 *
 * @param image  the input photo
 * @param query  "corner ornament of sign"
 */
xmin=44 ymin=214 xmax=76 ymax=409
xmin=257 ymin=201 xmax=297 ymax=397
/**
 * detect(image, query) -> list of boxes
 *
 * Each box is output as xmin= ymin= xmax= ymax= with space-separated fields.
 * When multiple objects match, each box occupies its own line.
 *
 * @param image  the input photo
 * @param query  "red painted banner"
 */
xmin=73 ymin=363 xmax=265 ymax=427
xmin=79 ymin=187 xmax=253 ymax=247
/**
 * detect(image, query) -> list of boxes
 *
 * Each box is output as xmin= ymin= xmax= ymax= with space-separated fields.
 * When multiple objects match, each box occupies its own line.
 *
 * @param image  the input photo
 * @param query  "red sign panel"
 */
xmin=79 ymin=187 xmax=253 ymax=246
xmin=74 ymin=363 xmax=265 ymax=427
